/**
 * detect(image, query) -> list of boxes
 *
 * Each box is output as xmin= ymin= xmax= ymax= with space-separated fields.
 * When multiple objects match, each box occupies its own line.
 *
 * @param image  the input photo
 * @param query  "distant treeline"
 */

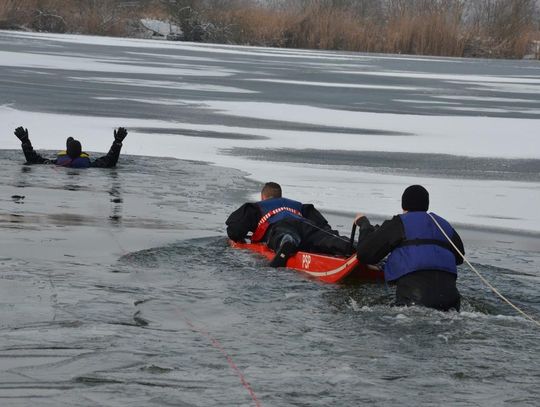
xmin=1 ymin=0 xmax=539 ymax=58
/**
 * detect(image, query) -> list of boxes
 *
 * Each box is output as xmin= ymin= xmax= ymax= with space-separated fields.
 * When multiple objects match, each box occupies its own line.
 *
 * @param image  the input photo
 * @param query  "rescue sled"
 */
xmin=229 ymin=224 xmax=383 ymax=283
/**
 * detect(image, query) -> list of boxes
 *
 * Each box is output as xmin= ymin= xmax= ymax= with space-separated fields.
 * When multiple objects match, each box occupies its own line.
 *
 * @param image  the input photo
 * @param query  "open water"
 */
xmin=0 ymin=150 xmax=538 ymax=407
xmin=0 ymin=31 xmax=539 ymax=406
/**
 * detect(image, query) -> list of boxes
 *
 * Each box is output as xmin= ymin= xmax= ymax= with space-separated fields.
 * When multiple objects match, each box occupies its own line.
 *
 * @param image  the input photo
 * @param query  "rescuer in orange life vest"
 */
xmin=14 ymin=126 xmax=128 ymax=168
xmin=226 ymin=182 xmax=353 ymax=267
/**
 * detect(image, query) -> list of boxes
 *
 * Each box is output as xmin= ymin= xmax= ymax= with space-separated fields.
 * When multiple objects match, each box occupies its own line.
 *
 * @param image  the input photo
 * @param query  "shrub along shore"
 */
xmin=1 ymin=0 xmax=539 ymax=59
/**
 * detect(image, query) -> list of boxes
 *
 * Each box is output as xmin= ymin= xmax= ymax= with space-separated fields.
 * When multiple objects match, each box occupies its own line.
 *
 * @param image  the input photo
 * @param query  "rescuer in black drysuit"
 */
xmin=354 ymin=185 xmax=465 ymax=311
xmin=14 ymin=126 xmax=128 ymax=168
xmin=226 ymin=182 xmax=352 ymax=267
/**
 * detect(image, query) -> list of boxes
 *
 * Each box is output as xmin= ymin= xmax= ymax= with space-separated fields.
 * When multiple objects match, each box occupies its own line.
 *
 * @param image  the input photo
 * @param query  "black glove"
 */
xmin=14 ymin=127 xmax=29 ymax=143
xmin=114 ymin=127 xmax=127 ymax=143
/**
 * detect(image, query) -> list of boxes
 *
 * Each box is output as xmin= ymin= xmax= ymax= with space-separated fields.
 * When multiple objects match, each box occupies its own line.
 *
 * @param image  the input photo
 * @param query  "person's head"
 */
xmin=401 ymin=185 xmax=429 ymax=212
xmin=66 ymin=137 xmax=82 ymax=159
xmin=261 ymin=182 xmax=282 ymax=200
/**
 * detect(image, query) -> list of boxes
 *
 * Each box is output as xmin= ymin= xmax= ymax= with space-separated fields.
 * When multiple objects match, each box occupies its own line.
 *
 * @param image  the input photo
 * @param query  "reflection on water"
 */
xmin=108 ymin=170 xmax=123 ymax=226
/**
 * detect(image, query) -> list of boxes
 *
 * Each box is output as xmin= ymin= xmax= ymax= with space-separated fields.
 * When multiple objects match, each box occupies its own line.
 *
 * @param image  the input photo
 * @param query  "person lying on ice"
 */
xmin=14 ymin=126 xmax=128 ymax=168
xmin=354 ymin=185 xmax=465 ymax=311
xmin=226 ymin=181 xmax=352 ymax=267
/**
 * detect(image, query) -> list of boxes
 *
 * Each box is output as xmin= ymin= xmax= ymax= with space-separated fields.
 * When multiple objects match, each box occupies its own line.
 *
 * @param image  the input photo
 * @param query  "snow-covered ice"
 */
xmin=0 ymin=30 xmax=539 ymax=234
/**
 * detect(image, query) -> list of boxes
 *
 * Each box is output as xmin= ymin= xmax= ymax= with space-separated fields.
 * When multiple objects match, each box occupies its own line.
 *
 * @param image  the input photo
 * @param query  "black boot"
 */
xmin=269 ymin=234 xmax=298 ymax=268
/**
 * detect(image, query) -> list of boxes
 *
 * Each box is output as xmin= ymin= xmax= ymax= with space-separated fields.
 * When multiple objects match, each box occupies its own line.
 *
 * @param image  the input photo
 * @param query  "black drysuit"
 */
xmin=226 ymin=202 xmax=352 ymax=256
xmin=20 ymin=140 xmax=123 ymax=168
xmin=356 ymin=215 xmax=465 ymax=311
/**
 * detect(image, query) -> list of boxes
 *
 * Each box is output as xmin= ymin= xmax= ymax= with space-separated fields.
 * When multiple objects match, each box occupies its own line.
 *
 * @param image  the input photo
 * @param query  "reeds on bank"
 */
xmin=0 ymin=0 xmax=538 ymax=59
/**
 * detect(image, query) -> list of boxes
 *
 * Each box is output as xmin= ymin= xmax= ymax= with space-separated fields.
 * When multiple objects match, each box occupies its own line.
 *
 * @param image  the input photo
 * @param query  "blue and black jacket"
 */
xmin=356 ymin=211 xmax=464 ymax=281
xmin=55 ymin=151 xmax=92 ymax=168
xmin=226 ymin=198 xmax=333 ymax=243
xmin=251 ymin=197 xmax=304 ymax=242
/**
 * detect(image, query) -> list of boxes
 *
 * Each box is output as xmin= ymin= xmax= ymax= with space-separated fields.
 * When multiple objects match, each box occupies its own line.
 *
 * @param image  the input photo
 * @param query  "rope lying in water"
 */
xmin=428 ymin=213 xmax=540 ymax=327
xmin=176 ymin=310 xmax=262 ymax=407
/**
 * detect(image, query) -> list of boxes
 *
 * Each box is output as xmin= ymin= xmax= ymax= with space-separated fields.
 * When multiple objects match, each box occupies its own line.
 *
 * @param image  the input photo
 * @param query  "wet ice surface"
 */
xmin=224 ymin=148 xmax=540 ymax=182
xmin=0 ymin=31 xmax=539 ymax=406
xmin=0 ymin=151 xmax=539 ymax=407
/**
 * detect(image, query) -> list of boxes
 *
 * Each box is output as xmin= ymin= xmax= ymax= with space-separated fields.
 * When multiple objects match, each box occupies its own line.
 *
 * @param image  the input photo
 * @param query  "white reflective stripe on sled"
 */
xmin=296 ymin=255 xmax=358 ymax=277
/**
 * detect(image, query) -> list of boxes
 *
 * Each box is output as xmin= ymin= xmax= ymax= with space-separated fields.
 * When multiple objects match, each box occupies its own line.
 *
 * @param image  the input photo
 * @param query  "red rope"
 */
xmin=181 ymin=315 xmax=262 ymax=407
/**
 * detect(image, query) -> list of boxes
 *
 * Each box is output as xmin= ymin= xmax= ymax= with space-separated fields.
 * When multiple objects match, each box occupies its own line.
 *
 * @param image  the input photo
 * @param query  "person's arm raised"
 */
xmin=91 ymin=127 xmax=127 ymax=168
xmin=14 ymin=127 xmax=51 ymax=164
xmin=14 ymin=127 xmax=29 ymax=144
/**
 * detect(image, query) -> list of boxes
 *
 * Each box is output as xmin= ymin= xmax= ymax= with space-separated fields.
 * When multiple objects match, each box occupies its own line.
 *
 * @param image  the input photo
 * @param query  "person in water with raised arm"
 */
xmin=226 ymin=182 xmax=352 ymax=267
xmin=14 ymin=126 xmax=128 ymax=168
xmin=354 ymin=185 xmax=465 ymax=311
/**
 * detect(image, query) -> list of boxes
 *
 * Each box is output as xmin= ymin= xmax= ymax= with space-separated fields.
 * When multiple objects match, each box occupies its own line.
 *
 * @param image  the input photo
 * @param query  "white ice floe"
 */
xmin=93 ymin=97 xmax=197 ymax=106
xmin=438 ymin=106 xmax=540 ymax=115
xmin=466 ymin=82 xmax=540 ymax=94
xmin=247 ymin=78 xmax=433 ymax=92
xmin=125 ymin=51 xmax=223 ymax=63
xmin=338 ymin=70 xmax=540 ymax=84
xmin=0 ymin=50 xmax=234 ymax=77
xmin=393 ymin=99 xmax=461 ymax=105
xmin=434 ymin=95 xmax=535 ymax=103
xmin=182 ymin=100 xmax=539 ymax=159
xmin=70 ymin=76 xmax=257 ymax=94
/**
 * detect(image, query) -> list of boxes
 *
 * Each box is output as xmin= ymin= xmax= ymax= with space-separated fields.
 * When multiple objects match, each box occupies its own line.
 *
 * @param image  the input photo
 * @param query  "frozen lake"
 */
xmin=1 ymin=30 xmax=540 ymax=232
xmin=0 ymin=31 xmax=539 ymax=406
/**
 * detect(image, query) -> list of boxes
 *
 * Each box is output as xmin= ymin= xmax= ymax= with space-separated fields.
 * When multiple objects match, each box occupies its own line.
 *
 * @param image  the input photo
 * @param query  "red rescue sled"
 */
xmin=229 ymin=240 xmax=383 ymax=283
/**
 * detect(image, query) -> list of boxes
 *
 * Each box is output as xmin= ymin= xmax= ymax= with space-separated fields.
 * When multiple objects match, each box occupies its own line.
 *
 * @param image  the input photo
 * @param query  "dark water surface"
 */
xmin=0 ymin=151 xmax=538 ymax=407
xmin=224 ymin=148 xmax=540 ymax=182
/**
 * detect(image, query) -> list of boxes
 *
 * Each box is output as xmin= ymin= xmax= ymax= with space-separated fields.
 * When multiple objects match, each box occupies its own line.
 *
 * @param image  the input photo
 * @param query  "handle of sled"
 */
xmin=349 ymin=223 xmax=357 ymax=253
